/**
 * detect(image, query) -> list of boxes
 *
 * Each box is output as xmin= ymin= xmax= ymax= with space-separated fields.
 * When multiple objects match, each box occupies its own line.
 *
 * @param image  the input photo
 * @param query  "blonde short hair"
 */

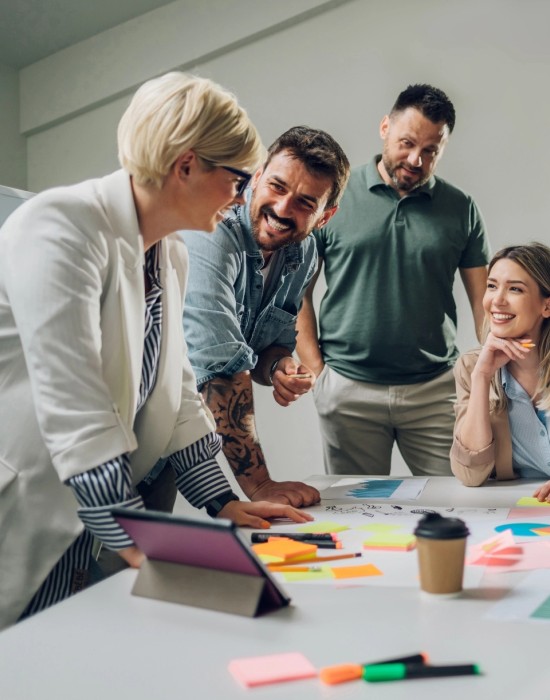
xmin=118 ymin=72 xmax=264 ymax=188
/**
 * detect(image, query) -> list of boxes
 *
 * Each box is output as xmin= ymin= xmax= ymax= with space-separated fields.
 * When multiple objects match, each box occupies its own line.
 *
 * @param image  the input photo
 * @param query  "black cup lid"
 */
xmin=414 ymin=512 xmax=470 ymax=539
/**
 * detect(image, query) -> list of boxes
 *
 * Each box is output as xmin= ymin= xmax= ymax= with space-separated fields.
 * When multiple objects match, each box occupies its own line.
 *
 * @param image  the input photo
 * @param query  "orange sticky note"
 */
xmin=252 ymin=538 xmax=317 ymax=562
xmin=330 ymin=563 xmax=383 ymax=579
xmin=228 ymin=652 xmax=317 ymax=687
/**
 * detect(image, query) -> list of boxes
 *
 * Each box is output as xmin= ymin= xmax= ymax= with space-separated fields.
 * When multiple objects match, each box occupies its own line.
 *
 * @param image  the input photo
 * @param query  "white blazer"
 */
xmin=0 ymin=170 xmax=215 ymax=629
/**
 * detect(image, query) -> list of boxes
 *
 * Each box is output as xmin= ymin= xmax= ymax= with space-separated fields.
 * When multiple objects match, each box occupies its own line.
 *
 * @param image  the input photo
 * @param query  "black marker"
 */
xmin=251 ymin=532 xmax=337 ymax=543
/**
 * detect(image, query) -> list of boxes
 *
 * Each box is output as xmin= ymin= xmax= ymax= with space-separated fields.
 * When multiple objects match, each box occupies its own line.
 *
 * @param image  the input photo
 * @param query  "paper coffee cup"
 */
xmin=414 ymin=513 xmax=469 ymax=596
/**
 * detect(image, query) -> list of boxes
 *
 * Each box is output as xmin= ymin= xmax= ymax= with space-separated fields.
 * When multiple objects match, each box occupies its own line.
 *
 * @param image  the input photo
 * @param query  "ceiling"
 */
xmin=0 ymin=0 xmax=177 ymax=69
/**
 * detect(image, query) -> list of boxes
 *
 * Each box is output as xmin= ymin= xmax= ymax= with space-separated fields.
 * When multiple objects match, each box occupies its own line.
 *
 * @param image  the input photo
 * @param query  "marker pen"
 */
xmin=302 ymin=540 xmax=342 ymax=549
xmin=320 ymin=653 xmax=429 ymax=685
xmin=251 ymin=533 xmax=337 ymax=543
xmin=364 ymin=662 xmax=481 ymax=682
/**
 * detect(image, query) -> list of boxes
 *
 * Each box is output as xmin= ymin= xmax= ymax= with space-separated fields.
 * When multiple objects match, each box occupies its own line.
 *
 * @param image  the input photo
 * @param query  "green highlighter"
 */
xmin=364 ymin=662 xmax=481 ymax=682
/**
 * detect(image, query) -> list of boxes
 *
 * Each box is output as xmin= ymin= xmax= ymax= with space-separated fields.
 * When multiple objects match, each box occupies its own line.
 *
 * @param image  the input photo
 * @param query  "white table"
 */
xmin=0 ymin=476 xmax=548 ymax=700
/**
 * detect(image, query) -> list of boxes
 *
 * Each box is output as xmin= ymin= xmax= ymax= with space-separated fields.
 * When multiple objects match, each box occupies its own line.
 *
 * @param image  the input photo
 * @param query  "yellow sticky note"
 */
xmin=296 ymin=521 xmax=349 ymax=534
xmin=516 ymin=497 xmax=550 ymax=507
xmin=282 ymin=568 xmax=333 ymax=582
xmin=357 ymin=523 xmax=402 ymax=533
xmin=331 ymin=564 xmax=383 ymax=579
xmin=362 ymin=534 xmax=416 ymax=551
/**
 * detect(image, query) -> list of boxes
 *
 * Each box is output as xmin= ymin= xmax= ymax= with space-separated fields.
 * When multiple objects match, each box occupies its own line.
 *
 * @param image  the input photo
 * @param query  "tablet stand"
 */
xmin=132 ymin=559 xmax=279 ymax=617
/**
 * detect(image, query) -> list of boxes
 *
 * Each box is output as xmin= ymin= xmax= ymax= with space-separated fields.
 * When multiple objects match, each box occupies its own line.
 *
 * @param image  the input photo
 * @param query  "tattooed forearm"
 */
xmin=202 ymin=373 xmax=270 ymax=483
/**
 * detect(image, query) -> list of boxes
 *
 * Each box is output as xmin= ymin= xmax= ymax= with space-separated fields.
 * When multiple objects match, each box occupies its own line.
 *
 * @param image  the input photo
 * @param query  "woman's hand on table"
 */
xmin=218 ymin=500 xmax=314 ymax=529
xmin=533 ymin=480 xmax=550 ymax=503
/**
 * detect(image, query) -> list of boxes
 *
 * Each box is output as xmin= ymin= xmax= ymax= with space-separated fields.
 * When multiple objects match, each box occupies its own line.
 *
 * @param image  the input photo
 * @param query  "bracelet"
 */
xmin=205 ymin=491 xmax=240 ymax=518
xmin=268 ymin=357 xmax=282 ymax=385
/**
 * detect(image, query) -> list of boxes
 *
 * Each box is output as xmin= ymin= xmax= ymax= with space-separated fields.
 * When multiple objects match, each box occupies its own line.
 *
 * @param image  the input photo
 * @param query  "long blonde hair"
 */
xmin=485 ymin=242 xmax=550 ymax=411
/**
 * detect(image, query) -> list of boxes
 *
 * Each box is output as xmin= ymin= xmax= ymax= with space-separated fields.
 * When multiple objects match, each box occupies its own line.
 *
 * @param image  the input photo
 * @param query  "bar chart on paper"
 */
xmin=320 ymin=478 xmax=428 ymax=501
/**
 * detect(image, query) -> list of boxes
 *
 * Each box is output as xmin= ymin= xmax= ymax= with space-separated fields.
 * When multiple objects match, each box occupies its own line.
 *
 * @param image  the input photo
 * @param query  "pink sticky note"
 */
xmin=228 ymin=652 xmax=317 ymax=687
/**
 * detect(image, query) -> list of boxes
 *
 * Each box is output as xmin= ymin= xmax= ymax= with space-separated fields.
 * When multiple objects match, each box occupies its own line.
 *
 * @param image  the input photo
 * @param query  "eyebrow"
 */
xmin=488 ymin=277 xmax=528 ymax=285
xmin=270 ymin=175 xmax=320 ymax=206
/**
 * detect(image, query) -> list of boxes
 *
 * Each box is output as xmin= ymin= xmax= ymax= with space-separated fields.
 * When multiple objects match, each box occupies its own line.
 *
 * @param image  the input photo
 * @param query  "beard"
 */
xmin=250 ymin=203 xmax=300 ymax=252
xmin=381 ymin=150 xmax=430 ymax=192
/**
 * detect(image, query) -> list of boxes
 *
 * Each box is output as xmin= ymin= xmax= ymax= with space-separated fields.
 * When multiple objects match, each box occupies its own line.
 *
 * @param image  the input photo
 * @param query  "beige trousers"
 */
xmin=313 ymin=365 xmax=455 ymax=477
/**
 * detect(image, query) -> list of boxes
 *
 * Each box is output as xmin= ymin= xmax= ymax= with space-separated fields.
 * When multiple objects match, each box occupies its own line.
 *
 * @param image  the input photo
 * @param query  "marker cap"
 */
xmin=319 ymin=664 xmax=363 ymax=685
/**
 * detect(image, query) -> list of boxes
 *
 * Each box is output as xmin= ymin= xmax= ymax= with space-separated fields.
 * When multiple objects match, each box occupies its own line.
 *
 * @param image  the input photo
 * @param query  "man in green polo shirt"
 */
xmin=296 ymin=84 xmax=490 ymax=476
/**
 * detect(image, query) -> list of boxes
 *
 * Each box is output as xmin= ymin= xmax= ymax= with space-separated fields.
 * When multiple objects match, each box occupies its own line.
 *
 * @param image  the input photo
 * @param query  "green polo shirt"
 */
xmin=314 ymin=157 xmax=490 ymax=384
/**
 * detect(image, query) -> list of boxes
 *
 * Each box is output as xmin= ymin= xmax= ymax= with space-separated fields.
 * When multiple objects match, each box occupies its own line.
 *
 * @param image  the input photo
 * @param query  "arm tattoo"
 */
xmin=202 ymin=374 xmax=269 ymax=481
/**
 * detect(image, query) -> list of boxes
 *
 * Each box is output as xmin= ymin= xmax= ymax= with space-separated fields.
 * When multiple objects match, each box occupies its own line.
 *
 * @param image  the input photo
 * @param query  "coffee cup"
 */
xmin=414 ymin=512 xmax=469 ymax=596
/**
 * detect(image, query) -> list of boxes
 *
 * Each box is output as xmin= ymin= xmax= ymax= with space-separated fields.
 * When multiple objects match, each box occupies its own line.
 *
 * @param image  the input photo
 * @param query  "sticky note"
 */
xmin=516 ymin=497 xmax=550 ymax=507
xmin=252 ymin=538 xmax=317 ymax=563
xmin=357 ymin=523 xmax=402 ymax=533
xmin=282 ymin=567 xmax=333 ymax=582
xmin=296 ymin=521 xmax=349 ymax=534
xmin=362 ymin=534 xmax=416 ymax=551
xmin=330 ymin=564 xmax=383 ymax=579
xmin=228 ymin=652 xmax=317 ymax=687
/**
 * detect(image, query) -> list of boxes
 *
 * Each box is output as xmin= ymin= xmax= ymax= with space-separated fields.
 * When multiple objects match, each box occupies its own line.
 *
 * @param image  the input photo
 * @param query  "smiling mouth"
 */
xmin=492 ymin=313 xmax=515 ymax=321
xmin=264 ymin=211 xmax=293 ymax=234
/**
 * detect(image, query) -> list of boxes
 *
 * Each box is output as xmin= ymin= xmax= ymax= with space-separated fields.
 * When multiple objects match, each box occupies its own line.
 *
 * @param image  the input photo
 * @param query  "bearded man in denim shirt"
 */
xmin=180 ymin=127 xmax=350 ymax=507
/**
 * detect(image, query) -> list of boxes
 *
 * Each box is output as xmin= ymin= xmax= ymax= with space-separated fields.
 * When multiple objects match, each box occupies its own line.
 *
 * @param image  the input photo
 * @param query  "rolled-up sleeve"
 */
xmin=169 ymin=432 xmax=234 ymax=508
xmin=450 ymin=353 xmax=496 ymax=486
xmin=68 ymin=454 xmax=144 ymax=550
xmin=182 ymin=229 xmax=256 ymax=386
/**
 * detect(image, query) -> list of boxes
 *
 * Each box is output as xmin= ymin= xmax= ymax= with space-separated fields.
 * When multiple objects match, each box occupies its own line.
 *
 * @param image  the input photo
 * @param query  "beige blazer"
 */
xmin=0 ymin=170 xmax=215 ymax=629
xmin=451 ymin=349 xmax=515 ymax=486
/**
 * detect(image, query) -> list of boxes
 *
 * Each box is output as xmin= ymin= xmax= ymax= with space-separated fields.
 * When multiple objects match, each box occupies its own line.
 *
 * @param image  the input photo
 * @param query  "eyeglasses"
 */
xmin=221 ymin=165 xmax=252 ymax=197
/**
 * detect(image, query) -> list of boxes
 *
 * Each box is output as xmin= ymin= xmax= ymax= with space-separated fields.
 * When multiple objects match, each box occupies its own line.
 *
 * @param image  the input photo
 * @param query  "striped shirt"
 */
xmin=21 ymin=243 xmax=234 ymax=619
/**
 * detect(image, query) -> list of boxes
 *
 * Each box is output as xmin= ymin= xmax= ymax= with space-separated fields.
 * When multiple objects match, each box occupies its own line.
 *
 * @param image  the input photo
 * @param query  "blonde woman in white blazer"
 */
xmin=0 ymin=72 xmax=311 ymax=630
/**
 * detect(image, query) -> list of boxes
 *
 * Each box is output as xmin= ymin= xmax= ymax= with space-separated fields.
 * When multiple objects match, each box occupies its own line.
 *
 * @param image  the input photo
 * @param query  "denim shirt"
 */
xmin=179 ymin=199 xmax=318 ymax=388
xmin=501 ymin=366 xmax=550 ymax=478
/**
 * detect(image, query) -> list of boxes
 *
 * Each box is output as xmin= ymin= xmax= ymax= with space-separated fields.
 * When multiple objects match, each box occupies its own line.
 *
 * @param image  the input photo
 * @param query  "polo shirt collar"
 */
xmin=368 ymin=155 xmax=436 ymax=198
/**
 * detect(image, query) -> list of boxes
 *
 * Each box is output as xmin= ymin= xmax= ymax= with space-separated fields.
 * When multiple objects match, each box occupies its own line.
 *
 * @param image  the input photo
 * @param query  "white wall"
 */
xmin=18 ymin=0 xmax=550 ymax=484
xmin=0 ymin=64 xmax=26 ymax=189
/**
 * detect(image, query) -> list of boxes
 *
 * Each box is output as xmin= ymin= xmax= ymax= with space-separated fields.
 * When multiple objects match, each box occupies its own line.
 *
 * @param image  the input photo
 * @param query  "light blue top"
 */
xmin=502 ymin=366 xmax=550 ymax=478
xmin=179 ymin=198 xmax=317 ymax=387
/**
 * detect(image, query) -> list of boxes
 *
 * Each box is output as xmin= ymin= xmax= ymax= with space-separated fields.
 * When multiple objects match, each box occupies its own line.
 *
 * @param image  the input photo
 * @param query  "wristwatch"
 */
xmin=205 ymin=491 xmax=240 ymax=518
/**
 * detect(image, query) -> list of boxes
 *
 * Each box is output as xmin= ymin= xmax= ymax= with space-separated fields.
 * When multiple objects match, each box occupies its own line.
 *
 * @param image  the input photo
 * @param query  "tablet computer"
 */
xmin=112 ymin=507 xmax=291 ymax=616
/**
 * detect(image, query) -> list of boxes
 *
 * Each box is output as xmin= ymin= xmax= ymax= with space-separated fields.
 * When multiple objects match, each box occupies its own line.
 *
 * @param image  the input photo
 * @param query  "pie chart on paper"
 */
xmin=494 ymin=523 xmax=550 ymax=537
